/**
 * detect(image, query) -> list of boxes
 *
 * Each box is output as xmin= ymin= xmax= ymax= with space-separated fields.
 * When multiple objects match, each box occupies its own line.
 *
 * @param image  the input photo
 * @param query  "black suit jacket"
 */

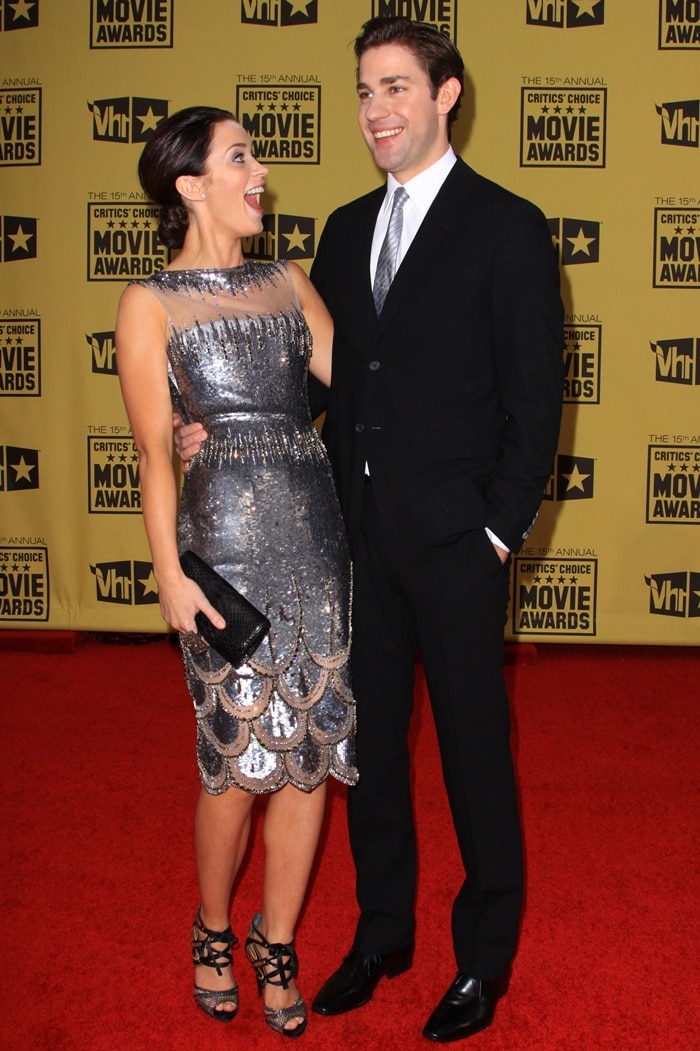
xmin=310 ymin=158 xmax=564 ymax=558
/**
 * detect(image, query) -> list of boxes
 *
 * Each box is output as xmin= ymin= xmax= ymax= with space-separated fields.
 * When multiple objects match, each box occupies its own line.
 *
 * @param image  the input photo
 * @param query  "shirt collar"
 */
xmin=385 ymin=146 xmax=457 ymax=218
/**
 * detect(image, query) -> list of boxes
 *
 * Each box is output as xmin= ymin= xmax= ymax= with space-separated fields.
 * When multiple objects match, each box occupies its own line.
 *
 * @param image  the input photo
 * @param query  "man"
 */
xmin=177 ymin=16 xmax=564 ymax=1042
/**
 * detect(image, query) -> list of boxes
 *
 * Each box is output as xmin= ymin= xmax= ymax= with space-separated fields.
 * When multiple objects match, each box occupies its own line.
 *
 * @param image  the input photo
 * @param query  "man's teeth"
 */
xmin=374 ymin=128 xmax=402 ymax=140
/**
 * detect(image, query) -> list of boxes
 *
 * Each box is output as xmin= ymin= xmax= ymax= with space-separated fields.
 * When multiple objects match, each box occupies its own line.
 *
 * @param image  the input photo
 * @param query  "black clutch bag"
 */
xmin=179 ymin=550 xmax=271 ymax=667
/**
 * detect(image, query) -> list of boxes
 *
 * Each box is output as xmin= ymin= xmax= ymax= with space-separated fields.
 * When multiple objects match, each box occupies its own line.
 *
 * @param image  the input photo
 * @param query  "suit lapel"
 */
xmin=347 ymin=189 xmax=383 ymax=322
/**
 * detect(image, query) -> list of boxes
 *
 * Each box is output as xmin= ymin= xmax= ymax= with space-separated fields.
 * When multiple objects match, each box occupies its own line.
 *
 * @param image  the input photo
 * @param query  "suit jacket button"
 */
xmin=355 ymin=423 xmax=365 ymax=433
xmin=369 ymin=360 xmax=381 ymax=371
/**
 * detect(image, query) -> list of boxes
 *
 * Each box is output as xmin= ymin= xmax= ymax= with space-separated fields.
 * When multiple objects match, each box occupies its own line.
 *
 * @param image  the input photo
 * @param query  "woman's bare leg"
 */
xmin=255 ymin=781 xmax=328 ymax=1030
xmin=193 ymin=785 xmax=255 ymax=1014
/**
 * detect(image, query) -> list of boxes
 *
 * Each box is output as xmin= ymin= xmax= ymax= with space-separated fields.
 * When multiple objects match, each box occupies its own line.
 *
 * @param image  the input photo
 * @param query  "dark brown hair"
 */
xmin=354 ymin=17 xmax=464 ymax=128
xmin=137 ymin=106 xmax=235 ymax=248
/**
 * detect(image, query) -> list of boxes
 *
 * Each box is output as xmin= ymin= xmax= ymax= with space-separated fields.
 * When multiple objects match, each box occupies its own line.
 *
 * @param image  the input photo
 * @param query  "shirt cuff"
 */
xmin=485 ymin=527 xmax=509 ymax=554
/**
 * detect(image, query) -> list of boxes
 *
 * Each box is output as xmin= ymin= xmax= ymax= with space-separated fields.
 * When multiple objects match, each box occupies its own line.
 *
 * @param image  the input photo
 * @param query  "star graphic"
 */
xmin=139 ymin=569 xmax=159 ymax=597
xmin=567 ymin=227 xmax=596 ymax=257
xmin=138 ymin=106 xmax=164 ymax=133
xmin=561 ymin=463 xmax=591 ymax=492
xmin=9 ymin=0 xmax=36 ymax=22
xmin=12 ymin=455 xmax=36 ymax=483
xmin=570 ymin=0 xmax=602 ymax=18
xmin=286 ymin=0 xmax=313 ymax=15
xmin=283 ymin=224 xmax=310 ymax=253
xmin=8 ymin=224 xmax=34 ymax=254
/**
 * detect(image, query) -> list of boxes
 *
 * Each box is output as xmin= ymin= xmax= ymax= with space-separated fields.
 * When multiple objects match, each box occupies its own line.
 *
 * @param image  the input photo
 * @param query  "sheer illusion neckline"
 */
xmin=149 ymin=260 xmax=286 ymax=290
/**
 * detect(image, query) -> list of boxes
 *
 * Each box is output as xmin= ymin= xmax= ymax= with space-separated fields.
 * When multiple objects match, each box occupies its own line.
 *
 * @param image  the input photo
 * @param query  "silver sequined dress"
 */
xmin=137 ymin=261 xmax=357 ymax=795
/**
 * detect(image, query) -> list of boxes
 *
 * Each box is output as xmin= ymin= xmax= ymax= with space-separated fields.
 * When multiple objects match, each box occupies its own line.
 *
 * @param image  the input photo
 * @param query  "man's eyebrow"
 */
xmin=356 ymin=75 xmax=412 ymax=91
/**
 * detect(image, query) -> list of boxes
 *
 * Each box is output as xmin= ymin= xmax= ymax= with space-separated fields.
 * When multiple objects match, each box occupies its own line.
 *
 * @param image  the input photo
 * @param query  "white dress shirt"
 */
xmin=370 ymin=146 xmax=457 ymax=284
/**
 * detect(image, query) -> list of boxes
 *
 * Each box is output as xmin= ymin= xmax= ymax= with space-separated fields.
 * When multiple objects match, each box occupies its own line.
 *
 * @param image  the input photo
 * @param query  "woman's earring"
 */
xmin=201 ymin=193 xmax=206 ymax=199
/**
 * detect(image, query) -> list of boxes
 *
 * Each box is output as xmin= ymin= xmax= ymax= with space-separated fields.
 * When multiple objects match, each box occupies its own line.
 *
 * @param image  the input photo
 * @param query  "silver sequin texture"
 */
xmin=137 ymin=261 xmax=358 ymax=794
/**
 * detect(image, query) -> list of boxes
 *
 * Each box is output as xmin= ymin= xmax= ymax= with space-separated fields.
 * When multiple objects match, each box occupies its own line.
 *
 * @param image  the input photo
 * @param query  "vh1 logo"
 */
xmin=241 ymin=0 xmax=318 ymax=25
xmin=548 ymin=217 xmax=600 ymax=265
xmin=1 ymin=216 xmax=37 ymax=261
xmin=650 ymin=337 xmax=700 ymax=385
xmin=88 ymin=97 xmax=168 ymax=143
xmin=656 ymin=100 xmax=700 ymax=147
xmin=243 ymin=214 xmax=315 ymax=261
xmin=0 ymin=445 xmax=40 ymax=490
xmin=90 ymin=559 xmax=159 ymax=604
xmin=645 ymin=570 xmax=700 ymax=617
xmin=526 ymin=0 xmax=605 ymax=28
xmin=2 ymin=0 xmax=40 ymax=30
xmin=87 ymin=331 xmax=117 ymax=375
xmin=542 ymin=453 xmax=595 ymax=502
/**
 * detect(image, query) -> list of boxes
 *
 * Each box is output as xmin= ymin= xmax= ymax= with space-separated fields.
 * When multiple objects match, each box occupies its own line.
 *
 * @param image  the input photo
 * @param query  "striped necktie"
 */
xmin=373 ymin=186 xmax=409 ymax=315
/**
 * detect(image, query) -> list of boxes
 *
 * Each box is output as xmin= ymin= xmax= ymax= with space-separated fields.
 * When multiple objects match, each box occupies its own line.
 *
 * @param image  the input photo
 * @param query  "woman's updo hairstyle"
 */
xmin=137 ymin=106 xmax=236 ymax=248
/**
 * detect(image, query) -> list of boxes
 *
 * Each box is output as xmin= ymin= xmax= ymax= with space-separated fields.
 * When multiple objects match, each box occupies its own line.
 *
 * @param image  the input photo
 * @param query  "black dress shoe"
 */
xmin=311 ymin=945 xmax=414 ymax=1016
xmin=422 ymin=970 xmax=509 ymax=1042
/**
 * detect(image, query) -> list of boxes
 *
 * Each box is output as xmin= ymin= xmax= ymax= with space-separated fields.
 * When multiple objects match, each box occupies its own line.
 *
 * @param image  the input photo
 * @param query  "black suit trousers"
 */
xmin=348 ymin=483 xmax=523 ymax=978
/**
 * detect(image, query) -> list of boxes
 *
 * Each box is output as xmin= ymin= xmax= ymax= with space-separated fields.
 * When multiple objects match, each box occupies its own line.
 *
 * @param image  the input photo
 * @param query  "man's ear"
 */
xmin=437 ymin=77 xmax=461 ymax=116
xmin=175 ymin=174 xmax=206 ymax=202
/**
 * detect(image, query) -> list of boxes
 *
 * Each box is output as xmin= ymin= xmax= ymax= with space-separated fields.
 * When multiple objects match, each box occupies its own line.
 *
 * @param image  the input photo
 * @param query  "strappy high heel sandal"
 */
xmin=245 ymin=913 xmax=307 ymax=1038
xmin=191 ymin=907 xmax=239 ymax=1023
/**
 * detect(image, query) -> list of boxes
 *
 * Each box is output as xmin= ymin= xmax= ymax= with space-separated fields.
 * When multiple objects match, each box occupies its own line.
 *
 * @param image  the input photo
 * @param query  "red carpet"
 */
xmin=1 ymin=638 xmax=698 ymax=1050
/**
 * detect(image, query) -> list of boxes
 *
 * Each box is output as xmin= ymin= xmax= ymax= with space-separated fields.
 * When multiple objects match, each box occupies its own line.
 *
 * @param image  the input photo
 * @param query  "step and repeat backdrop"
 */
xmin=1 ymin=1 xmax=698 ymax=643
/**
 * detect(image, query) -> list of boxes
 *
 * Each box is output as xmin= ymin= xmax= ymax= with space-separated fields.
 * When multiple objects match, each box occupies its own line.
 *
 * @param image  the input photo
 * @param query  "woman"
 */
xmin=115 ymin=106 xmax=357 ymax=1038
